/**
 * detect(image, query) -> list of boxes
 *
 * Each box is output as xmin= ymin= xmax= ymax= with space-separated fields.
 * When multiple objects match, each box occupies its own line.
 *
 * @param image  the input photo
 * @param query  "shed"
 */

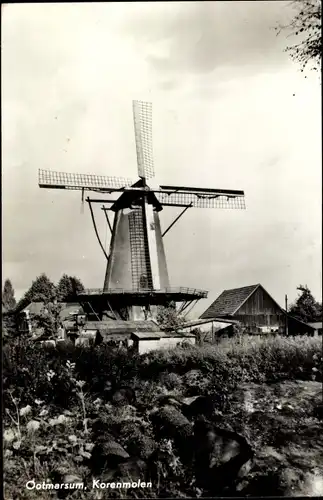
xmin=179 ymin=317 xmax=239 ymax=342
xmin=307 ymin=322 xmax=322 ymax=336
xmin=131 ymin=331 xmax=196 ymax=355
xmin=82 ymin=319 xmax=160 ymax=346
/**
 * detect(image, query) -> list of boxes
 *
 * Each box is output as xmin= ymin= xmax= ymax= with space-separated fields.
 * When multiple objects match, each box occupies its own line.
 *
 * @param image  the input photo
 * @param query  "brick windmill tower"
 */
xmin=39 ymin=101 xmax=246 ymax=323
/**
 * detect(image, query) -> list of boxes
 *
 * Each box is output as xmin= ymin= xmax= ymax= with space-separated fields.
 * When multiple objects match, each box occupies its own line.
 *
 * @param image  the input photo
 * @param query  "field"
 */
xmin=3 ymin=334 xmax=323 ymax=499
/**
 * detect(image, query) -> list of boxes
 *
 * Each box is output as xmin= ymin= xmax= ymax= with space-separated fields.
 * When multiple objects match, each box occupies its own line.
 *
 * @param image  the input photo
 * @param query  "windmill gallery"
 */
xmin=37 ymin=101 xmax=246 ymax=347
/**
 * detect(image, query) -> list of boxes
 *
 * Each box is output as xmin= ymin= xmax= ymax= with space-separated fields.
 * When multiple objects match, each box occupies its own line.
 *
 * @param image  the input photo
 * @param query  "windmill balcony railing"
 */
xmin=77 ymin=287 xmax=208 ymax=298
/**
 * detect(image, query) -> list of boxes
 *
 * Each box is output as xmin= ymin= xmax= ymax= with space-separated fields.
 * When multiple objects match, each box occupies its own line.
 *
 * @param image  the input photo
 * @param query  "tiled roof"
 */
xmin=200 ymin=284 xmax=260 ymax=319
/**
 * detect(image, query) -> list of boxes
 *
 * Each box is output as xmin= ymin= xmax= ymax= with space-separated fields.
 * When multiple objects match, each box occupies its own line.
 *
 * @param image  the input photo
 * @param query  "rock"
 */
xmin=150 ymin=405 xmax=192 ymax=442
xmin=182 ymin=395 xmax=215 ymax=419
xmin=156 ymin=394 xmax=183 ymax=409
xmin=150 ymin=405 xmax=193 ymax=463
xmin=101 ymin=457 xmax=148 ymax=484
xmin=126 ymin=432 xmax=156 ymax=460
xmin=193 ymin=417 xmax=254 ymax=494
xmin=91 ymin=437 xmax=130 ymax=474
xmin=117 ymin=457 xmax=148 ymax=482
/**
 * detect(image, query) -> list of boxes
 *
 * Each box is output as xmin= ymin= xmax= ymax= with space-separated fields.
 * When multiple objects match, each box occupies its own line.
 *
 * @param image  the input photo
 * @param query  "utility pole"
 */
xmin=285 ymin=295 xmax=288 ymax=335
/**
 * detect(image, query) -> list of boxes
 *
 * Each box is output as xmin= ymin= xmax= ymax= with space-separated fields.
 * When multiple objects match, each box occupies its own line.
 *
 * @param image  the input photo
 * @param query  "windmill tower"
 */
xmin=39 ymin=101 xmax=246 ymax=322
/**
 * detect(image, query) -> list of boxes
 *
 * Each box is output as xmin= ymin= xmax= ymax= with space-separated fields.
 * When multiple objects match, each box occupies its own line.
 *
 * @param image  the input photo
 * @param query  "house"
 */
xmin=200 ymin=284 xmax=316 ymax=336
xmin=17 ymin=301 xmax=84 ymax=334
xmin=131 ymin=331 xmax=196 ymax=355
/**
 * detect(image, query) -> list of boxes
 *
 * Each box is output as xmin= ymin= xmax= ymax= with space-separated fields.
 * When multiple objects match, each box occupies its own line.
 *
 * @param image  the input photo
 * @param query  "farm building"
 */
xmin=17 ymin=301 xmax=84 ymax=334
xmin=81 ymin=319 xmax=161 ymax=347
xmin=131 ymin=331 xmax=196 ymax=355
xmin=179 ymin=317 xmax=239 ymax=342
xmin=200 ymin=284 xmax=316 ymax=336
xmin=307 ymin=322 xmax=322 ymax=336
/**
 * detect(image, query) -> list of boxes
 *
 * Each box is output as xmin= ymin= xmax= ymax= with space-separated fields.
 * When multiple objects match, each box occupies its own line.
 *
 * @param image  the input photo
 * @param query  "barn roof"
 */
xmin=200 ymin=284 xmax=260 ymax=319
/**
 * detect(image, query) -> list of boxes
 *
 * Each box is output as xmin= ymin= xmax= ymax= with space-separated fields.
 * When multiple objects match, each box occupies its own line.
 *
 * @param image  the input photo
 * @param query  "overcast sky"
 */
xmin=2 ymin=1 xmax=321 ymax=315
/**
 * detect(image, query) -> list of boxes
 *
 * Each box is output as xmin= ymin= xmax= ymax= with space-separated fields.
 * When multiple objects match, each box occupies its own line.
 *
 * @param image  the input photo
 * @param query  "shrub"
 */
xmin=158 ymin=371 xmax=183 ymax=390
xmin=139 ymin=335 xmax=322 ymax=385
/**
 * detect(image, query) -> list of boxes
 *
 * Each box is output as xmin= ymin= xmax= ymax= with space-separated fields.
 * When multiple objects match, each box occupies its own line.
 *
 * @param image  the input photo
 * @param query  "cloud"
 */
xmin=123 ymin=1 xmax=295 ymax=81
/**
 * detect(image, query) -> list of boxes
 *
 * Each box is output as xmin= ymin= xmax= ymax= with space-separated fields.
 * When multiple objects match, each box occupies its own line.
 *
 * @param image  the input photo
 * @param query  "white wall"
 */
xmin=138 ymin=336 xmax=196 ymax=355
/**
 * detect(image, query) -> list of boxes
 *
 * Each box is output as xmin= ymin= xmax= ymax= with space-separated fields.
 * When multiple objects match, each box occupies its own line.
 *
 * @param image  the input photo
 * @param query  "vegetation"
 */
xmin=289 ymin=284 xmax=322 ymax=322
xmin=15 ymin=273 xmax=85 ymax=312
xmin=3 ymin=279 xmax=17 ymax=311
xmin=3 ymin=334 xmax=322 ymax=498
xmin=156 ymin=304 xmax=186 ymax=332
xmin=34 ymin=303 xmax=64 ymax=339
xmin=276 ymin=0 xmax=321 ymax=72
xmin=56 ymin=274 xmax=85 ymax=302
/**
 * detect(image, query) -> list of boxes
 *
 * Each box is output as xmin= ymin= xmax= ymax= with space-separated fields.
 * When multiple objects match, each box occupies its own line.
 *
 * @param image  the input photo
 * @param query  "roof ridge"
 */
xmin=200 ymin=284 xmax=261 ymax=319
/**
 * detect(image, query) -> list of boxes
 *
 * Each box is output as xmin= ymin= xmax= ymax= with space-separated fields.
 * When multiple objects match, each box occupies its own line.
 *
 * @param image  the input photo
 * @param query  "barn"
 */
xmin=200 ymin=284 xmax=316 ymax=336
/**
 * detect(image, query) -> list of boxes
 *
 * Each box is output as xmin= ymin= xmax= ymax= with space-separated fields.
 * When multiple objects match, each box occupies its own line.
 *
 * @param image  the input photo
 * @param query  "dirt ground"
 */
xmin=227 ymin=380 xmax=323 ymax=496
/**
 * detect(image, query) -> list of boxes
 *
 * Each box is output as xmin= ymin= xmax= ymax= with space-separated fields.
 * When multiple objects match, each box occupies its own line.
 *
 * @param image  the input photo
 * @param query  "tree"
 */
xmin=56 ymin=274 xmax=85 ymax=301
xmin=289 ymin=285 xmax=322 ymax=323
xmin=156 ymin=304 xmax=186 ymax=332
xmin=2 ymin=312 xmax=18 ymax=344
xmin=276 ymin=0 xmax=321 ymax=72
xmin=34 ymin=302 xmax=63 ymax=339
xmin=2 ymin=279 xmax=16 ymax=311
xmin=16 ymin=273 xmax=56 ymax=311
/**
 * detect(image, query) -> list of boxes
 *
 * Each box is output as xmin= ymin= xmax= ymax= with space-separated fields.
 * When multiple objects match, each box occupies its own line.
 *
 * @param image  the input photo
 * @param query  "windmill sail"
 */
xmin=133 ymin=100 xmax=154 ymax=180
xmin=155 ymin=185 xmax=246 ymax=209
xmin=39 ymin=169 xmax=135 ymax=191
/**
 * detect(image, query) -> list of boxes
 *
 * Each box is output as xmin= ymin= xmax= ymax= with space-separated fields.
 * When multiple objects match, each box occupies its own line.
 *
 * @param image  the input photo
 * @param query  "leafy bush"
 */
xmin=158 ymin=371 xmax=183 ymax=390
xmin=139 ymin=335 xmax=322 ymax=385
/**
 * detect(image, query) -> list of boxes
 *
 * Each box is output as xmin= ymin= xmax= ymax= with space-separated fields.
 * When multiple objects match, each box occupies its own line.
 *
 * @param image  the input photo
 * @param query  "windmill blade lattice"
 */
xmin=133 ymin=100 xmax=154 ymax=180
xmin=155 ymin=187 xmax=246 ymax=209
xmin=39 ymin=169 xmax=135 ymax=192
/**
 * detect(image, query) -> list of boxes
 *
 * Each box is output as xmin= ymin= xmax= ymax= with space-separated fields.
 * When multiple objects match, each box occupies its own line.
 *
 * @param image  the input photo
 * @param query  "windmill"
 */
xmin=39 ymin=101 xmax=246 ymax=323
